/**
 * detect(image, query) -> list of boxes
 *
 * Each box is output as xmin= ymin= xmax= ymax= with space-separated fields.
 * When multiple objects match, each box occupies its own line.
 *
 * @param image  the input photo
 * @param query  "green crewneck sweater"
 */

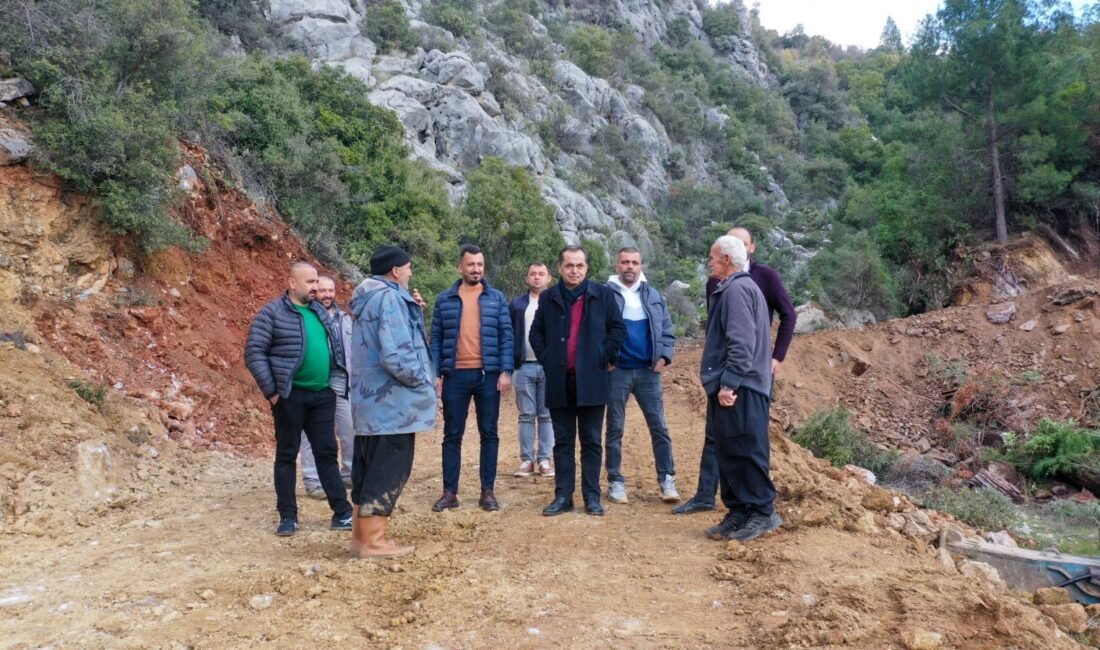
xmin=293 ymin=304 xmax=331 ymax=391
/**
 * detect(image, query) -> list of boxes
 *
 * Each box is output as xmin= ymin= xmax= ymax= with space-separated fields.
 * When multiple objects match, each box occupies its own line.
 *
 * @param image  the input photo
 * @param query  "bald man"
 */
xmin=245 ymin=262 xmax=354 ymax=537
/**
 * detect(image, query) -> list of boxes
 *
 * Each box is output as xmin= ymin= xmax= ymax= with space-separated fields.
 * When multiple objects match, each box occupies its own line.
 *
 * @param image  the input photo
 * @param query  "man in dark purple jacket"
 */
xmin=673 ymin=226 xmax=797 ymax=514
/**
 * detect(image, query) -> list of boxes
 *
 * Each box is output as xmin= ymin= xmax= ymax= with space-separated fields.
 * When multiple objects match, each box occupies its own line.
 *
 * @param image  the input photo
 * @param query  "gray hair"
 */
xmin=713 ymin=235 xmax=747 ymax=270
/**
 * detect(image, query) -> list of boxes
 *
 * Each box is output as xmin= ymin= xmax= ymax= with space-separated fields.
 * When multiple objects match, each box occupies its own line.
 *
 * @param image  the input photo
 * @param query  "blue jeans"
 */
xmin=441 ymin=369 xmax=501 ymax=493
xmin=604 ymin=367 xmax=676 ymax=485
xmin=513 ymin=362 xmax=554 ymax=463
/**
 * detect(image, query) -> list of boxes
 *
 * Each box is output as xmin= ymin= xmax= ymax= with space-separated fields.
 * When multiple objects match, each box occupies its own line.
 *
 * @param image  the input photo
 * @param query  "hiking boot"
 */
xmin=432 ymin=491 xmax=460 ymax=512
xmin=671 ymin=498 xmax=716 ymax=515
xmin=728 ymin=512 xmax=783 ymax=542
xmin=705 ymin=510 xmax=748 ymax=541
xmin=331 ymin=513 xmax=353 ymax=531
xmin=659 ymin=475 xmax=680 ymax=503
xmin=305 ymin=486 xmax=326 ymax=500
xmin=276 ymin=517 xmax=298 ymax=537
xmin=513 ymin=461 xmax=536 ymax=477
xmin=608 ymin=480 xmax=628 ymax=504
xmin=479 ymin=489 xmax=500 ymax=512
xmin=538 ymin=459 xmax=555 ymax=477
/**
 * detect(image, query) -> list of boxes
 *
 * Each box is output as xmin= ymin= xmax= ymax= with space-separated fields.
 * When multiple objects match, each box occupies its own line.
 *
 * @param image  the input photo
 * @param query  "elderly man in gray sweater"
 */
xmin=699 ymin=235 xmax=781 ymax=543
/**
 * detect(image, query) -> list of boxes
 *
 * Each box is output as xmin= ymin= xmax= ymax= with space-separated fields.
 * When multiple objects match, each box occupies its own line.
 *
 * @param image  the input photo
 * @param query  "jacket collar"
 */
xmin=446 ymin=277 xmax=494 ymax=296
xmin=712 ymin=271 xmax=751 ymax=294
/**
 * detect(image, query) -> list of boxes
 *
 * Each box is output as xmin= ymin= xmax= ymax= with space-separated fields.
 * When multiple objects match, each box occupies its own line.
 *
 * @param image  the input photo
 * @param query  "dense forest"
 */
xmin=1 ymin=0 xmax=1098 ymax=320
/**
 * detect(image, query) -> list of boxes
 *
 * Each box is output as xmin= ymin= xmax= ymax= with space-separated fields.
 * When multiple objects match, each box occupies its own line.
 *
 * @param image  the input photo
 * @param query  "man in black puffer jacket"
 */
xmin=245 ymin=261 xmax=353 ymax=537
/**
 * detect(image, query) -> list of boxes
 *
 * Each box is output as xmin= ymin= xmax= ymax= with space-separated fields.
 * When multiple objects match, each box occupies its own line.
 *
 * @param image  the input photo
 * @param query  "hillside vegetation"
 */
xmin=2 ymin=0 xmax=1098 ymax=317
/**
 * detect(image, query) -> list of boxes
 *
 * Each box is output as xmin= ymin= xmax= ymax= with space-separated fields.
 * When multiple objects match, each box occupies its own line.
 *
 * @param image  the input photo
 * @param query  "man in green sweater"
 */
xmin=245 ymin=262 xmax=353 ymax=537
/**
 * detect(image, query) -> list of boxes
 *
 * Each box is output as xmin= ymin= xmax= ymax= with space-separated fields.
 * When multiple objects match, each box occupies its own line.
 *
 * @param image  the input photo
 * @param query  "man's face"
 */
xmin=458 ymin=252 xmax=484 ymax=286
xmin=708 ymin=244 xmax=733 ymax=279
xmin=559 ymin=251 xmax=588 ymax=288
xmin=316 ymin=278 xmax=336 ymax=309
xmin=615 ymin=251 xmax=643 ymax=286
xmin=392 ymin=262 xmax=413 ymax=289
xmin=729 ymin=228 xmax=756 ymax=257
xmin=526 ymin=265 xmax=549 ymax=292
xmin=288 ymin=264 xmax=319 ymax=303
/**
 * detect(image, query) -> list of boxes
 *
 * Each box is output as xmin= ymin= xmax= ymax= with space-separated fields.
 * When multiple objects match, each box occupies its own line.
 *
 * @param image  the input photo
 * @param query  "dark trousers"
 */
xmin=441 ymin=369 xmax=501 ymax=493
xmin=706 ymin=387 xmax=775 ymax=515
xmin=692 ymin=382 xmax=778 ymax=508
xmin=272 ymin=387 xmax=351 ymax=520
xmin=352 ymin=434 xmax=415 ymax=517
xmin=550 ymin=373 xmax=605 ymax=505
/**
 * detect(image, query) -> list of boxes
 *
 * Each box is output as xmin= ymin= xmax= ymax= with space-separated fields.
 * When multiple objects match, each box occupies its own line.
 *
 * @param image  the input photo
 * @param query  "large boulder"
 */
xmin=421 ymin=50 xmax=487 ymax=94
xmin=0 ymin=127 xmax=32 ymax=166
xmin=0 ymin=78 xmax=35 ymax=103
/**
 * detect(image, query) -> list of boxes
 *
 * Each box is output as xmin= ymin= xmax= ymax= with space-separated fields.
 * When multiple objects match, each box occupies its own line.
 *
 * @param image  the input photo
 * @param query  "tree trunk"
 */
xmin=989 ymin=81 xmax=1008 ymax=244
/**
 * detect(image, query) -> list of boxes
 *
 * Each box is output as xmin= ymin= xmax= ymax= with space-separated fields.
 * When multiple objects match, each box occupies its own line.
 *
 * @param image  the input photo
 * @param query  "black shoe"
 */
xmin=705 ymin=510 xmax=748 ymax=540
xmin=542 ymin=497 xmax=575 ymax=516
xmin=330 ymin=513 xmax=353 ymax=530
xmin=585 ymin=501 xmax=605 ymax=517
xmin=432 ymin=491 xmax=460 ymax=512
xmin=479 ymin=489 xmax=500 ymax=512
xmin=728 ymin=512 xmax=783 ymax=542
xmin=276 ymin=517 xmax=298 ymax=537
xmin=672 ymin=498 xmax=716 ymax=515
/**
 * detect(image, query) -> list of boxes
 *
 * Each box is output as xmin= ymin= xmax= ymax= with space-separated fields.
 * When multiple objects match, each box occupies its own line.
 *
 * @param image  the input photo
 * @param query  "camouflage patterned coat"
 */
xmin=348 ymin=276 xmax=437 ymax=436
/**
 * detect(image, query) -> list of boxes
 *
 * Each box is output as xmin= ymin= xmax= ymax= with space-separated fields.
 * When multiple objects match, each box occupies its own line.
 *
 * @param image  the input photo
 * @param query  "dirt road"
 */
xmin=0 ymin=363 xmax=1072 ymax=648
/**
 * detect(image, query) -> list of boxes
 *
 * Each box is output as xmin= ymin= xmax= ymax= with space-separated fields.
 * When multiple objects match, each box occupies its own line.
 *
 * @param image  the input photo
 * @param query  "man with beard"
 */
xmin=430 ymin=245 xmax=514 ymax=512
xmin=299 ymin=275 xmax=354 ymax=498
xmin=245 ymin=262 xmax=353 ymax=537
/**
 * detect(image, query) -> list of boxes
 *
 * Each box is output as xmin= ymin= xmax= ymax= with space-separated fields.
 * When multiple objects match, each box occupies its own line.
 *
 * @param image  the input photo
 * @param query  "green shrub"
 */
xmin=363 ymin=1 xmax=417 ymax=53
xmin=999 ymin=419 xmax=1100 ymax=480
xmin=702 ymin=5 xmax=742 ymax=41
xmin=918 ymin=486 xmax=1018 ymax=531
xmin=804 ymin=231 xmax=900 ymax=319
xmin=565 ymin=25 xmax=614 ymax=78
xmin=423 ymin=0 xmax=479 ymax=38
xmin=68 ymin=379 xmax=107 ymax=410
xmin=461 ymin=157 xmax=564 ymax=297
xmin=793 ymin=408 xmax=898 ymax=476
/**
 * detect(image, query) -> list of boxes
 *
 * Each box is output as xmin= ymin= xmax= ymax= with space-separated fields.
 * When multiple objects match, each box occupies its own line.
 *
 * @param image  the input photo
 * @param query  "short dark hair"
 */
xmin=557 ymin=245 xmax=588 ymax=264
xmin=616 ymin=246 xmax=641 ymax=259
xmin=459 ymin=244 xmax=483 ymax=261
xmin=527 ymin=262 xmax=549 ymax=272
xmin=317 ymin=274 xmax=336 ymax=285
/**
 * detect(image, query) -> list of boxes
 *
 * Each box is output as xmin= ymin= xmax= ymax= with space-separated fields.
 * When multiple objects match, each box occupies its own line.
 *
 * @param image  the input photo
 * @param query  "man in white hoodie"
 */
xmin=604 ymin=247 xmax=679 ymax=504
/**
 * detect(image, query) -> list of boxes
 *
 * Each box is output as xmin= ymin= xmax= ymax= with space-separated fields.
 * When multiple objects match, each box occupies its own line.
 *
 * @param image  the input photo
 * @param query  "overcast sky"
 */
xmin=749 ymin=0 xmax=1094 ymax=49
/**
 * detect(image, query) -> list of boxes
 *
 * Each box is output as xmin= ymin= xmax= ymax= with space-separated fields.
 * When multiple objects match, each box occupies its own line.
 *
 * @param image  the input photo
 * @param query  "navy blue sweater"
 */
xmin=706 ymin=261 xmax=797 ymax=362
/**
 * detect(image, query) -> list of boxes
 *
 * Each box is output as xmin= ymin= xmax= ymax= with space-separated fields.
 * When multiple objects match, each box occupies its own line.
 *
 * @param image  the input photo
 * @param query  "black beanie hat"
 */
xmin=370 ymin=245 xmax=411 ymax=277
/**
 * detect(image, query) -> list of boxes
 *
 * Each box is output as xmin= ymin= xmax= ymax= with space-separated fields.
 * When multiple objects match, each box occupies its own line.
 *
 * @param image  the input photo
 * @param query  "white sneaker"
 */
xmin=305 ymin=486 xmax=326 ymax=500
xmin=659 ymin=475 xmax=680 ymax=503
xmin=514 ymin=461 xmax=536 ymax=477
xmin=608 ymin=480 xmax=628 ymax=504
xmin=538 ymin=460 xmax=555 ymax=477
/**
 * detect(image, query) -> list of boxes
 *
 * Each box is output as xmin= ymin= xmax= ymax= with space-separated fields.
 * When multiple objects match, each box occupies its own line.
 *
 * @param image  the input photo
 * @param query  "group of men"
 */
xmin=244 ymin=226 xmax=796 ymax=559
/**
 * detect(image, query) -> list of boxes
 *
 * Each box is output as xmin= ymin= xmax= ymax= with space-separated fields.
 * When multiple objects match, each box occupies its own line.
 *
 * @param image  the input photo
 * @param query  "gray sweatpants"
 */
xmin=301 ymin=394 xmax=354 ymax=488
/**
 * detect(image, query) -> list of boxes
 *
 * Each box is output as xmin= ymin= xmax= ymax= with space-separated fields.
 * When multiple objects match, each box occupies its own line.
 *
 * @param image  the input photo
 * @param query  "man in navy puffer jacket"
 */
xmin=429 ymin=245 xmax=515 ymax=512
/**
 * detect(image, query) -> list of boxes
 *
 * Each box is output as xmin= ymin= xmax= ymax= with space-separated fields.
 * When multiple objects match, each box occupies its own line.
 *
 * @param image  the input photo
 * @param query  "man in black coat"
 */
xmin=530 ymin=245 xmax=627 ymax=516
xmin=244 ymin=261 xmax=353 ymax=537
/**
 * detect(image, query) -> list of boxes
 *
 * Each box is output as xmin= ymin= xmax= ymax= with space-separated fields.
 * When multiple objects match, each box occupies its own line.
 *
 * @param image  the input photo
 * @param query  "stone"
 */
xmin=1052 ymin=286 xmax=1098 ymax=305
xmin=177 ymin=165 xmax=199 ymax=192
xmin=900 ymin=628 xmax=943 ymax=650
xmin=957 ymin=560 xmax=1005 ymax=589
xmin=843 ymin=465 xmax=877 ymax=485
xmin=1018 ymin=318 xmax=1038 ymax=331
xmin=794 ymin=304 xmax=835 ymax=334
xmin=0 ymin=78 xmax=35 ymax=102
xmin=985 ymin=301 xmax=1016 ymax=324
xmin=1033 ymin=587 xmax=1072 ymax=606
xmin=248 ymin=594 xmax=273 ymax=611
xmin=1072 ymin=489 xmax=1096 ymax=503
xmin=0 ymin=127 xmax=32 ymax=166
xmin=1041 ymin=603 xmax=1087 ymax=634
xmin=984 ymin=531 xmax=1017 ymax=547
xmin=846 ymin=512 xmax=879 ymax=534
xmin=861 ymin=488 xmax=895 ymax=513
xmin=1051 ymin=323 xmax=1071 ymax=335
xmin=936 ymin=547 xmax=956 ymax=571
xmin=76 ymin=442 xmax=118 ymax=502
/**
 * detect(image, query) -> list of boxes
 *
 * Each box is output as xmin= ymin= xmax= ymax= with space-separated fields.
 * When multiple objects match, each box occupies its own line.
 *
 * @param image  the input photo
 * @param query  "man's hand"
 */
xmin=718 ymin=387 xmax=737 ymax=408
xmin=268 ymin=394 xmax=280 ymax=406
xmin=436 ymin=377 xmax=443 ymax=397
xmin=771 ymin=358 xmax=782 ymax=377
xmin=497 ymin=373 xmax=512 ymax=392
xmin=411 ymin=288 xmax=426 ymax=310
xmin=654 ymin=358 xmax=669 ymax=373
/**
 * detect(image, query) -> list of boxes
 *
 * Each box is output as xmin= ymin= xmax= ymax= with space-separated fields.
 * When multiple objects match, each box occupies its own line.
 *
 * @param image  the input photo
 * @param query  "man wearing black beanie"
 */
xmin=345 ymin=246 xmax=436 ymax=558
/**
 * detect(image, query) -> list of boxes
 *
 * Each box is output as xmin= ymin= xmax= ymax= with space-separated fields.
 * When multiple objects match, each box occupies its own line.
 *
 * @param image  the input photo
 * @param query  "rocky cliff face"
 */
xmin=266 ymin=0 xmax=778 ymax=253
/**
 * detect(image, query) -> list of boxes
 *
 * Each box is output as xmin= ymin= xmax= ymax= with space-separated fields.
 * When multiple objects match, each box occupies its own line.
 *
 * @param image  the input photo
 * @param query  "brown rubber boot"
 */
xmin=348 ymin=514 xmax=368 ymax=557
xmin=352 ymin=516 xmax=414 ymax=559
